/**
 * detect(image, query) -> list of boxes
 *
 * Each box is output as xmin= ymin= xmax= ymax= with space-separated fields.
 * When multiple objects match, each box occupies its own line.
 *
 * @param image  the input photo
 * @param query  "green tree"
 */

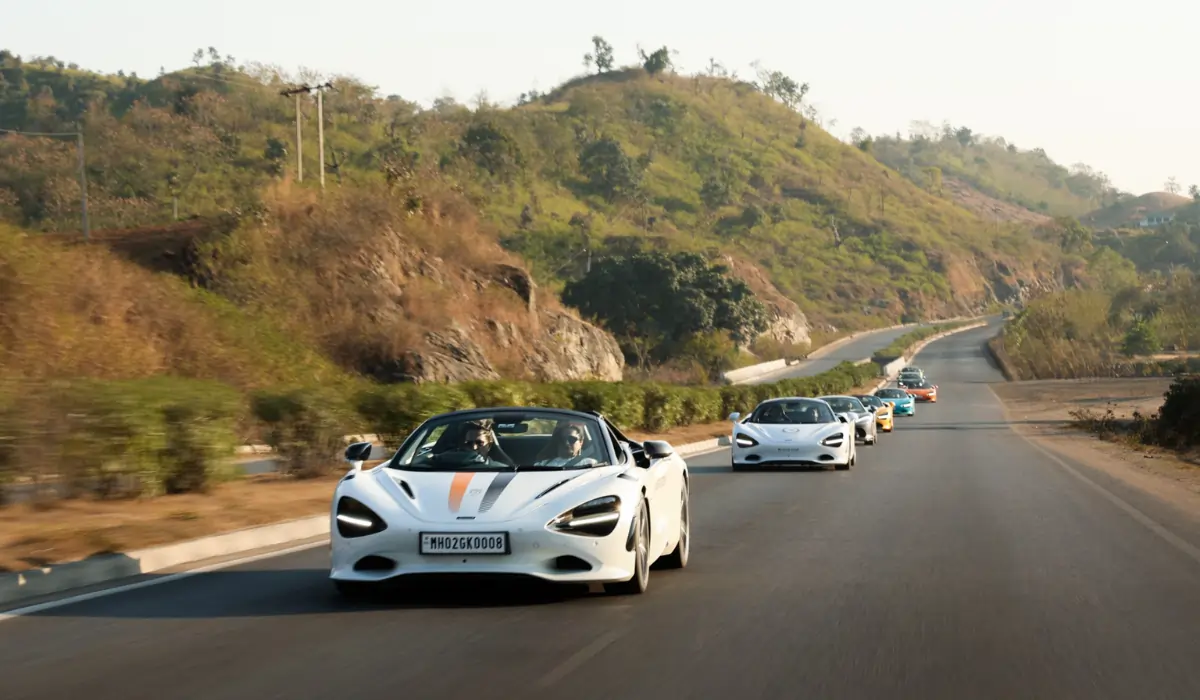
xmin=1121 ymin=317 xmax=1161 ymax=357
xmin=562 ymin=251 xmax=769 ymax=367
xmin=585 ymin=36 xmax=615 ymax=73
xmin=578 ymin=136 xmax=644 ymax=202
xmin=639 ymin=47 xmax=672 ymax=76
xmin=458 ymin=120 xmax=523 ymax=179
xmin=1189 ymin=184 xmax=1199 ymax=202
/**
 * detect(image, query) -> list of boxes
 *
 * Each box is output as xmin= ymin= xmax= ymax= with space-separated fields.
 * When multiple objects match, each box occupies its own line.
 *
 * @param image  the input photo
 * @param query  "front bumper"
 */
xmin=890 ymin=401 xmax=915 ymax=415
xmin=330 ymin=517 xmax=639 ymax=585
xmin=732 ymin=440 xmax=850 ymax=468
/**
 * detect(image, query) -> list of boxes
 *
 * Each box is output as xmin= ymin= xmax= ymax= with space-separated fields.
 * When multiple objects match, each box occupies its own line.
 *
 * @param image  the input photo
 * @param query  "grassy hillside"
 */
xmin=0 ymin=46 xmax=1084 ymax=380
xmin=0 ymin=224 xmax=353 ymax=390
xmin=869 ymin=124 xmax=1124 ymax=218
xmin=1081 ymin=192 xmax=1193 ymax=229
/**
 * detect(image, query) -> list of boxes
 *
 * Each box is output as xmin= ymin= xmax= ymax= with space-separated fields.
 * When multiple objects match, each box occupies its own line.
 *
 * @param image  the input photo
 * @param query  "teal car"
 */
xmin=874 ymin=387 xmax=916 ymax=416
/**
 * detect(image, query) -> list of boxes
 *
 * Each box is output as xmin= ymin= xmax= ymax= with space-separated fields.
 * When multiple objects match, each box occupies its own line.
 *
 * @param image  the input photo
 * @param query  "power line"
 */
xmin=0 ymin=125 xmax=88 ymax=238
xmin=0 ymin=126 xmax=79 ymax=137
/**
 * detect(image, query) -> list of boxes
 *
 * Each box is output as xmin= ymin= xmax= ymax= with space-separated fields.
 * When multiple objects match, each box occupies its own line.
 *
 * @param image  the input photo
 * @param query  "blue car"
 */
xmin=874 ymin=388 xmax=916 ymax=416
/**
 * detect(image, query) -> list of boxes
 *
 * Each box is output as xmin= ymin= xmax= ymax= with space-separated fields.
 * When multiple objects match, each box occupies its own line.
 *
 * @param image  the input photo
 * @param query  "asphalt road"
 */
xmin=742 ymin=323 xmax=918 ymax=384
xmin=7 ymin=320 xmax=1200 ymax=699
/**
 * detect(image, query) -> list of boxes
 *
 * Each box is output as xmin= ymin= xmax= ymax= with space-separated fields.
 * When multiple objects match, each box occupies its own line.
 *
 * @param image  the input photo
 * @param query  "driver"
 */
xmin=455 ymin=420 xmax=517 ymax=467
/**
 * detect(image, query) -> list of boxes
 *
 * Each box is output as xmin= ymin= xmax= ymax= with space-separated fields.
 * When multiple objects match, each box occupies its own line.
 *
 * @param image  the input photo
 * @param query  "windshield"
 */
xmin=821 ymin=396 xmax=864 ymax=413
xmin=389 ymin=411 xmax=613 ymax=471
xmin=910 ymin=380 xmax=934 ymax=389
xmin=748 ymin=400 xmax=835 ymax=424
xmin=876 ymin=389 xmax=908 ymax=398
xmin=856 ymin=395 xmax=884 ymax=408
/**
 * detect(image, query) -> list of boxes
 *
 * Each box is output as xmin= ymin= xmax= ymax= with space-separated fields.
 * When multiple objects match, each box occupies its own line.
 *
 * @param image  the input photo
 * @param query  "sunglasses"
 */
xmin=564 ymin=434 xmax=582 ymax=444
xmin=465 ymin=439 xmax=487 ymax=449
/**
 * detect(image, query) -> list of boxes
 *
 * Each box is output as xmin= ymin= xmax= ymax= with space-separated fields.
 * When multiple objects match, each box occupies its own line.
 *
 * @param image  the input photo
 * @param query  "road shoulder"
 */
xmin=989 ymin=378 xmax=1200 ymax=526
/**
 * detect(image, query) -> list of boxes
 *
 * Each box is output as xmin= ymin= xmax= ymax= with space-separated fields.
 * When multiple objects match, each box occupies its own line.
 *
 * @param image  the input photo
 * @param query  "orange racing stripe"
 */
xmin=448 ymin=472 xmax=474 ymax=513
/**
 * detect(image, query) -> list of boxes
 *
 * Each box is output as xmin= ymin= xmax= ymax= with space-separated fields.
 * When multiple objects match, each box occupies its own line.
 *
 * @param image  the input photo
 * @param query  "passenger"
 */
xmin=535 ymin=422 xmax=598 ymax=468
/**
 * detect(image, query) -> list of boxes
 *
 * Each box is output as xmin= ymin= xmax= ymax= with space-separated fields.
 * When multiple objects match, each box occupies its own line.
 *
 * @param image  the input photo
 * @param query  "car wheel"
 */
xmin=837 ymin=446 xmax=853 ymax=470
xmin=605 ymin=500 xmax=651 ymax=595
xmin=659 ymin=486 xmax=690 ymax=570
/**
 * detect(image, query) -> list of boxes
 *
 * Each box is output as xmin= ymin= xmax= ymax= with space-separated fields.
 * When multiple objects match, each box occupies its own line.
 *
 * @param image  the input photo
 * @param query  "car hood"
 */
xmin=372 ymin=465 xmax=630 ymax=523
xmin=881 ymin=395 xmax=913 ymax=403
xmin=737 ymin=422 xmax=845 ymax=444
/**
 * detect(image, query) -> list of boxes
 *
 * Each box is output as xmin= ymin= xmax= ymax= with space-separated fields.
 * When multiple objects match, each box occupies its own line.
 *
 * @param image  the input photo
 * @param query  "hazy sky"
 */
xmin=8 ymin=0 xmax=1197 ymax=195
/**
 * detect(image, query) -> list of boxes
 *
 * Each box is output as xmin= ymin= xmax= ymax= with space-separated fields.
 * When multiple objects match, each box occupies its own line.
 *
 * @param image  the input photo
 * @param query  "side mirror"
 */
xmin=345 ymin=441 xmax=374 ymax=469
xmin=643 ymin=440 xmax=674 ymax=460
xmin=867 ymin=405 xmax=877 ymax=413
xmin=728 ymin=412 xmax=741 ymax=422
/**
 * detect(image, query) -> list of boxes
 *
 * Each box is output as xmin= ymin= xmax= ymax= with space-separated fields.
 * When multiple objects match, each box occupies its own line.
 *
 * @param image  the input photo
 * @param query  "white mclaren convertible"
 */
xmin=331 ymin=407 xmax=690 ymax=598
xmin=728 ymin=397 xmax=856 ymax=471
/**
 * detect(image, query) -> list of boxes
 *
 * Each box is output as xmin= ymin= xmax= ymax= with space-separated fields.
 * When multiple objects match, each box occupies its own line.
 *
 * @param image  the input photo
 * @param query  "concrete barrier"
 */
xmin=722 ymin=358 xmax=790 ymax=384
xmin=0 ymin=434 xmax=728 ymax=607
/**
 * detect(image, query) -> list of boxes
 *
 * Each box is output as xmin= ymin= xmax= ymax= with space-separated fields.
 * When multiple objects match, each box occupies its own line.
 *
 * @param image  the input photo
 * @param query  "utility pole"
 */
xmin=77 ymin=124 xmax=89 ymax=240
xmin=312 ymin=82 xmax=333 ymax=189
xmin=1 ymin=125 xmax=89 ymax=237
xmin=280 ymin=82 xmax=334 ymax=187
xmin=280 ymin=85 xmax=310 ymax=181
xmin=295 ymin=92 xmax=303 ymax=181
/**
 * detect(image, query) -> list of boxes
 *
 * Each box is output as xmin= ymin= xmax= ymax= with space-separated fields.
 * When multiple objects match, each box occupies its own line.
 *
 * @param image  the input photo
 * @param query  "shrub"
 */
xmin=0 ymin=378 xmax=242 ymax=500
xmin=355 ymin=383 xmax=476 ymax=447
xmin=1155 ymin=375 xmax=1200 ymax=449
xmin=252 ymin=386 xmax=356 ymax=478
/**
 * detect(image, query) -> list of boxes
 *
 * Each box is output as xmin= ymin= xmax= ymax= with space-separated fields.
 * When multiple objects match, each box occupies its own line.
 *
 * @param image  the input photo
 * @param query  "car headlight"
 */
xmin=549 ymin=495 xmax=622 ymax=537
xmin=335 ymin=496 xmax=388 ymax=538
xmin=820 ymin=433 xmax=844 ymax=447
xmin=734 ymin=433 xmax=759 ymax=448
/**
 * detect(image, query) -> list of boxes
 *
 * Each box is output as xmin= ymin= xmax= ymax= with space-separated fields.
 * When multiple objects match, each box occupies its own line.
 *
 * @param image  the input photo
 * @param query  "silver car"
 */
xmin=817 ymin=395 xmax=878 ymax=446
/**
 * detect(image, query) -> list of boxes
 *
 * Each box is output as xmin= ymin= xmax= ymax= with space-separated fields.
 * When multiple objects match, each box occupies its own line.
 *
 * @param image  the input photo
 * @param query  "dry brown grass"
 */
xmin=196 ymin=180 xmax=563 ymax=381
xmin=0 ymin=225 xmax=340 ymax=389
xmin=0 ymin=471 xmax=344 ymax=572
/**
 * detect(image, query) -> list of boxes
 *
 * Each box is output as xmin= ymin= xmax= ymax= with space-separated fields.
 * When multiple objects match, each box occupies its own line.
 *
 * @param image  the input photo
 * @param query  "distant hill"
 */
xmin=1081 ymin=192 xmax=1193 ymax=230
xmin=0 ymin=46 xmax=1088 ymax=382
xmin=869 ymin=125 xmax=1126 ymax=218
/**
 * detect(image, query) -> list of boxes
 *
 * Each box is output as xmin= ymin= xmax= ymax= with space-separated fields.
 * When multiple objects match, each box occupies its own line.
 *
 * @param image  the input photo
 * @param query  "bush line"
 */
xmin=871 ymin=320 xmax=976 ymax=362
xmin=0 ymin=360 xmax=884 ymax=502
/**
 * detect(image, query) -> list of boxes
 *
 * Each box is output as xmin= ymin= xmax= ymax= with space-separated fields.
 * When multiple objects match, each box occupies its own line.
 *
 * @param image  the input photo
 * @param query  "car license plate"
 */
xmin=420 ymin=532 xmax=509 ymax=555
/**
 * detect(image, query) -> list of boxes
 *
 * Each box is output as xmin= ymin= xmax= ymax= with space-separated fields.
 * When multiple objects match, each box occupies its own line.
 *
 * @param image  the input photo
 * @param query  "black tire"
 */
xmin=836 ymin=446 xmax=855 ymax=470
xmin=659 ymin=486 xmax=690 ymax=570
xmin=605 ymin=500 xmax=651 ymax=595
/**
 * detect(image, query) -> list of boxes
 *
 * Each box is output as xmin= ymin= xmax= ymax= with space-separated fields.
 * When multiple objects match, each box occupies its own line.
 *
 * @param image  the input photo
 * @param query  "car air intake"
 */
xmin=353 ymin=555 xmax=396 ymax=572
xmin=552 ymin=556 xmax=593 ymax=572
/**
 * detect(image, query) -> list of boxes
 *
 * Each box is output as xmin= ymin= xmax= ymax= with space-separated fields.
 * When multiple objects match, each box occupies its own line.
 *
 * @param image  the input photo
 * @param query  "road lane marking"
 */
xmin=988 ymin=386 xmax=1200 ymax=569
xmin=0 ymin=541 xmax=327 ymax=623
xmin=536 ymin=629 xmax=624 ymax=688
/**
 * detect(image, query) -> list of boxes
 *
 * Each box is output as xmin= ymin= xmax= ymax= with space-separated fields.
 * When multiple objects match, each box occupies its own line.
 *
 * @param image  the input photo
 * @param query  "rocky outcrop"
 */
xmin=719 ymin=254 xmax=811 ymax=348
xmin=356 ymin=243 xmax=623 ymax=384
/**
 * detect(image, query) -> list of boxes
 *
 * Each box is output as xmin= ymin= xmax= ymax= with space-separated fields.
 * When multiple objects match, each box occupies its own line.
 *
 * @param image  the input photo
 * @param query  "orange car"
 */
xmin=899 ymin=378 xmax=938 ymax=402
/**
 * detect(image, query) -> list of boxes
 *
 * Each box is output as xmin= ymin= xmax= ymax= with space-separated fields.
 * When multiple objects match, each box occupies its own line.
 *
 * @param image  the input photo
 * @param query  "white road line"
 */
xmin=0 ymin=540 xmax=328 ymax=623
xmin=536 ymin=629 xmax=624 ymax=688
xmin=989 ymin=386 xmax=1200 ymax=569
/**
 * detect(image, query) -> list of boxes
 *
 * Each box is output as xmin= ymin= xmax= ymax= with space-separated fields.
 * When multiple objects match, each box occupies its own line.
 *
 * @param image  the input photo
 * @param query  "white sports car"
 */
xmin=331 ymin=407 xmax=690 ymax=598
xmin=728 ymin=397 xmax=856 ymax=471
xmin=818 ymin=395 xmax=878 ymax=446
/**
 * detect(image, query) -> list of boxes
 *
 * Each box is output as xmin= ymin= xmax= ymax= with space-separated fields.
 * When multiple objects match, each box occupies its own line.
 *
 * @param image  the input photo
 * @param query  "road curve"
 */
xmin=742 ymin=323 xmax=918 ymax=384
xmin=6 ymin=321 xmax=1200 ymax=699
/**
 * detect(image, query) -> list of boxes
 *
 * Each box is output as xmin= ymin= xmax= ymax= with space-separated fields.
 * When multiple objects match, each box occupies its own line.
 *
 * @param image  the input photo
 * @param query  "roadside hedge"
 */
xmin=872 ymin=320 xmax=976 ymax=362
xmin=0 ymin=377 xmax=242 ymax=503
xmin=0 ymin=358 xmax=884 ymax=503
